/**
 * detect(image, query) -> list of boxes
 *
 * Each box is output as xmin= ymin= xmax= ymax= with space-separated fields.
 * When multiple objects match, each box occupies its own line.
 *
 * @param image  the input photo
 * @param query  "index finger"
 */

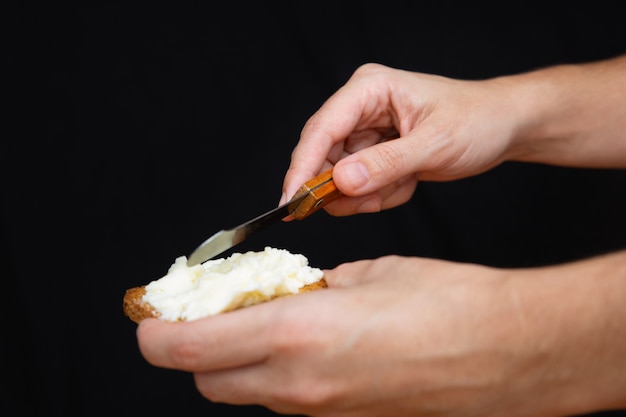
xmin=281 ymin=84 xmax=366 ymax=203
xmin=136 ymin=303 xmax=276 ymax=372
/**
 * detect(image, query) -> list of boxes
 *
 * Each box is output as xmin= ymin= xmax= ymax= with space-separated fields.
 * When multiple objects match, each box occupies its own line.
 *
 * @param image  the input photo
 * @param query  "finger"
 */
xmin=193 ymin=364 xmax=303 ymax=413
xmin=343 ymin=128 xmax=397 ymax=155
xmin=193 ymin=366 xmax=268 ymax=407
xmin=189 ymin=292 xmax=347 ymax=412
xmin=324 ymin=255 xmax=425 ymax=289
xmin=280 ymin=112 xmax=353 ymax=203
xmin=331 ymin=127 xmax=441 ymax=196
xmin=193 ymin=365 xmax=327 ymax=416
xmin=281 ymin=74 xmax=383 ymax=203
xmin=137 ymin=304 xmax=276 ymax=372
xmin=136 ymin=288 xmax=336 ymax=373
xmin=321 ymin=173 xmax=417 ymax=216
xmin=323 ymin=259 xmax=379 ymax=288
xmin=194 ymin=362 xmax=331 ymax=417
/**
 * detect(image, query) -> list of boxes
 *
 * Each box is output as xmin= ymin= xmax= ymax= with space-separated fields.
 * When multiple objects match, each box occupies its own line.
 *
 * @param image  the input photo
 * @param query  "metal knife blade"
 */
xmin=186 ymin=168 xmax=340 ymax=266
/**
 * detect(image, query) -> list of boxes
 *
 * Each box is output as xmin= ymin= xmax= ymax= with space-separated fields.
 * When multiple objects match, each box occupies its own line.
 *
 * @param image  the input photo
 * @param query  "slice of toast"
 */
xmin=123 ymin=278 xmax=327 ymax=324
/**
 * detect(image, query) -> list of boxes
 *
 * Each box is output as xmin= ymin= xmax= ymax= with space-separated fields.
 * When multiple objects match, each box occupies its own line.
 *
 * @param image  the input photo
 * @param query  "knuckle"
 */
xmin=370 ymin=141 xmax=404 ymax=176
xmin=354 ymin=62 xmax=388 ymax=76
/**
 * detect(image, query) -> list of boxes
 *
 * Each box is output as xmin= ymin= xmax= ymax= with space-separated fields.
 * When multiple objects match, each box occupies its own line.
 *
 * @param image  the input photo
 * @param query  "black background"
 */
xmin=4 ymin=3 xmax=626 ymax=417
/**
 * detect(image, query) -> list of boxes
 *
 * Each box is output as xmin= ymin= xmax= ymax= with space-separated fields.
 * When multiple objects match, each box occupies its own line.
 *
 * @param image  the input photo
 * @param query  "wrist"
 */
xmin=503 ymin=251 xmax=626 ymax=415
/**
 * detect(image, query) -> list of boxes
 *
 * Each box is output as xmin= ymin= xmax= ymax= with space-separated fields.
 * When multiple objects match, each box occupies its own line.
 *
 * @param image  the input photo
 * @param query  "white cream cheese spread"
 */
xmin=142 ymin=246 xmax=324 ymax=321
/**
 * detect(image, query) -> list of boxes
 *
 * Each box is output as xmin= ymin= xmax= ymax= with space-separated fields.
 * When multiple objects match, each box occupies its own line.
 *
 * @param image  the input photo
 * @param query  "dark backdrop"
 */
xmin=4 ymin=3 xmax=626 ymax=417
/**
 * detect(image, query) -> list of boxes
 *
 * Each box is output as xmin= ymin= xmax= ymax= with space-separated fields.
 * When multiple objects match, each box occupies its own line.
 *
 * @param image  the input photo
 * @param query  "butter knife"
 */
xmin=186 ymin=168 xmax=340 ymax=266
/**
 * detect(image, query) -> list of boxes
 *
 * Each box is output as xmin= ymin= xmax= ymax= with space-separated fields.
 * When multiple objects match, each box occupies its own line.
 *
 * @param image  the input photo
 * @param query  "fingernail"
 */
xmin=342 ymin=161 xmax=370 ymax=189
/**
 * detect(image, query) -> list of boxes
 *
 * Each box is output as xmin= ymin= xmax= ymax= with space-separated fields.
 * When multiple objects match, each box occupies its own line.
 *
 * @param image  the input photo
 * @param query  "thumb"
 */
xmin=334 ymin=136 xmax=421 ymax=196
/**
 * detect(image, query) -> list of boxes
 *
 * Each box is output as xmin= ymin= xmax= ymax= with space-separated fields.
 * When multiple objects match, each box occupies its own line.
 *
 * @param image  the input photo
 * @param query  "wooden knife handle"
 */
xmin=289 ymin=168 xmax=342 ymax=220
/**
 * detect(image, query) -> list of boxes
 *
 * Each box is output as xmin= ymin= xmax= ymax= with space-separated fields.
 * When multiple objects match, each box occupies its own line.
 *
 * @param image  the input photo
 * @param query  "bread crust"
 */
xmin=123 ymin=278 xmax=327 ymax=324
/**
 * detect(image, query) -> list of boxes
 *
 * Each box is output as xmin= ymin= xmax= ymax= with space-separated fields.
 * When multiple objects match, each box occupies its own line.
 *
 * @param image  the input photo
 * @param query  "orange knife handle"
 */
xmin=289 ymin=168 xmax=342 ymax=220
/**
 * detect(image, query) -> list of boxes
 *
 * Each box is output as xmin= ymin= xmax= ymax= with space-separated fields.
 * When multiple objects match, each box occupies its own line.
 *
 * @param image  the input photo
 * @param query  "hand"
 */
xmin=281 ymin=56 xmax=626 ymax=216
xmin=136 ymin=256 xmax=512 ymax=416
xmin=280 ymin=63 xmax=519 ymax=215
xmin=136 ymin=253 xmax=626 ymax=417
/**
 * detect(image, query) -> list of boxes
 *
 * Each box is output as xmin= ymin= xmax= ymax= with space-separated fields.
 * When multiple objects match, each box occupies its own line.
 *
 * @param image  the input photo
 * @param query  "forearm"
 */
xmin=503 ymin=54 xmax=626 ymax=168
xmin=509 ymin=249 xmax=626 ymax=416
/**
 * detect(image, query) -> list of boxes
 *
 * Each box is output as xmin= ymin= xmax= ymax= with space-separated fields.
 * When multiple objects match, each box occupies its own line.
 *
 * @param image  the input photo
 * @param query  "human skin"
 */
xmin=137 ymin=252 xmax=626 ymax=417
xmin=280 ymin=55 xmax=626 ymax=214
xmin=137 ymin=55 xmax=626 ymax=416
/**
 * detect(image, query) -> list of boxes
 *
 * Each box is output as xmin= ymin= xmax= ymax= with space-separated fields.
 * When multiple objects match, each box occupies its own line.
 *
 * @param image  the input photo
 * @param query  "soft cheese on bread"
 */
xmin=123 ymin=246 xmax=326 ymax=323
